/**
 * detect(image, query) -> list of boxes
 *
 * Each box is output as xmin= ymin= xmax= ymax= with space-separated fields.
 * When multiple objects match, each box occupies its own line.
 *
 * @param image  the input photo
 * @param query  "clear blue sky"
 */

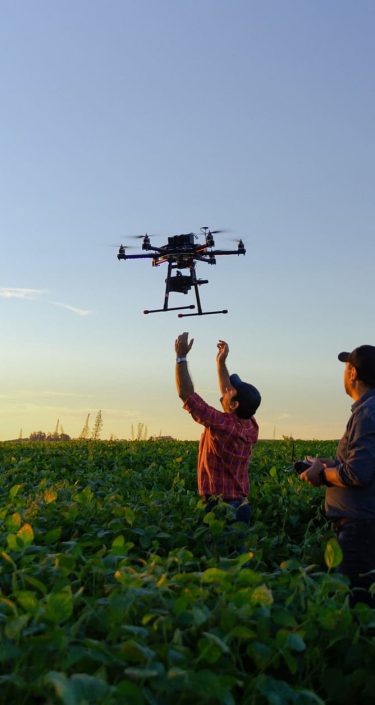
xmin=1 ymin=0 xmax=374 ymax=440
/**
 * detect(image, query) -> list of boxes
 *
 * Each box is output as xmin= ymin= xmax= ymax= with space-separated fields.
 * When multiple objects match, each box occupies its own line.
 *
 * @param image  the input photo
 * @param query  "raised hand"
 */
xmin=216 ymin=339 xmax=229 ymax=363
xmin=175 ymin=332 xmax=194 ymax=358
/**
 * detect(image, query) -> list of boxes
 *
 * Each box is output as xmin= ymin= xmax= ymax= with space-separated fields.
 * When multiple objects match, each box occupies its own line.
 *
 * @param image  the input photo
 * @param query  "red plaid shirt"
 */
xmin=183 ymin=392 xmax=259 ymax=499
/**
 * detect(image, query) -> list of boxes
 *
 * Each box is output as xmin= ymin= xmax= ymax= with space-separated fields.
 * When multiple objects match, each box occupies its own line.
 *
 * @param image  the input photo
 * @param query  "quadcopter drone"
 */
xmin=117 ymin=226 xmax=246 ymax=317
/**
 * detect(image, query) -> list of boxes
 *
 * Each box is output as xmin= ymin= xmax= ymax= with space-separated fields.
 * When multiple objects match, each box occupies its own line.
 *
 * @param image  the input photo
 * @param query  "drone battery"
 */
xmin=168 ymin=234 xmax=194 ymax=249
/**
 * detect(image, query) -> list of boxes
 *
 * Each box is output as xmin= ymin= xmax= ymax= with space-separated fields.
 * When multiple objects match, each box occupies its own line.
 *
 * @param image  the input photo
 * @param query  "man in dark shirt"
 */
xmin=174 ymin=332 xmax=261 ymax=525
xmin=300 ymin=345 xmax=375 ymax=606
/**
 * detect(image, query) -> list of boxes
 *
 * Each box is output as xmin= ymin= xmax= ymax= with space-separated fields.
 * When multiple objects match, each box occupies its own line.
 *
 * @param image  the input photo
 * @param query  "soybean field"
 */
xmin=0 ymin=439 xmax=374 ymax=705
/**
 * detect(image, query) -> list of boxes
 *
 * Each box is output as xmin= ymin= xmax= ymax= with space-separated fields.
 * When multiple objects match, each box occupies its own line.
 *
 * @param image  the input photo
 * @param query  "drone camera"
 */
xmin=167 ymin=272 xmax=192 ymax=294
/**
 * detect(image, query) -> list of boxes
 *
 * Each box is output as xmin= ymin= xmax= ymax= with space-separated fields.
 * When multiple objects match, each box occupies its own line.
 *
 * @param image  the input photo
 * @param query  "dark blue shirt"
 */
xmin=325 ymin=389 xmax=375 ymax=520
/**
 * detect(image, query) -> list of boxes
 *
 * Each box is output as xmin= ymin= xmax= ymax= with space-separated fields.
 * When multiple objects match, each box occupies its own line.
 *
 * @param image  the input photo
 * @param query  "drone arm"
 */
xmin=117 ymin=253 xmax=158 ymax=260
xmin=210 ymin=249 xmax=246 ymax=256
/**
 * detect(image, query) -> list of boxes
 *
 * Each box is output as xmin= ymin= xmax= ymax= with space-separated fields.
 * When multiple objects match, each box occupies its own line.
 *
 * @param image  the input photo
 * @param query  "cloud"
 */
xmin=0 ymin=287 xmax=46 ymax=300
xmin=275 ymin=413 xmax=291 ymax=421
xmin=49 ymin=301 xmax=91 ymax=316
xmin=0 ymin=288 xmax=91 ymax=316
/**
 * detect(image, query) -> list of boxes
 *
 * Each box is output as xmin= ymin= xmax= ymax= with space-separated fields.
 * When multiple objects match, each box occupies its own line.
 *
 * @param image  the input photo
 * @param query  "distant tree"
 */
xmin=58 ymin=432 xmax=71 ymax=441
xmin=92 ymin=410 xmax=103 ymax=440
xmin=79 ymin=413 xmax=91 ymax=440
xmin=30 ymin=431 xmax=46 ymax=441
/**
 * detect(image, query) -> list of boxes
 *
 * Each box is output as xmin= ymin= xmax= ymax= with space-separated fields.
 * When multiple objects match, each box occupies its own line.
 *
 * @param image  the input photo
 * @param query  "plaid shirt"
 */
xmin=183 ymin=392 xmax=259 ymax=499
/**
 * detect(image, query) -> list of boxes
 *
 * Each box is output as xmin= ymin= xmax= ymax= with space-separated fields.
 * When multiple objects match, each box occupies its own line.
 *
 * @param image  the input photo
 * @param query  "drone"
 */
xmin=117 ymin=226 xmax=246 ymax=317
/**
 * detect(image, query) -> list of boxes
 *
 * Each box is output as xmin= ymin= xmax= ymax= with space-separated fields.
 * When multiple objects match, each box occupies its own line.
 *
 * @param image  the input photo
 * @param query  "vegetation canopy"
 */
xmin=0 ymin=439 xmax=373 ymax=705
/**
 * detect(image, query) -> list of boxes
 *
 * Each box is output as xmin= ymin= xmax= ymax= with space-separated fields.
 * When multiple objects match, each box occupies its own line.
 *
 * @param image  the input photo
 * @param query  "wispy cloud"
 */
xmin=276 ymin=413 xmax=291 ymax=421
xmin=0 ymin=287 xmax=91 ymax=316
xmin=49 ymin=301 xmax=91 ymax=316
xmin=0 ymin=287 xmax=46 ymax=300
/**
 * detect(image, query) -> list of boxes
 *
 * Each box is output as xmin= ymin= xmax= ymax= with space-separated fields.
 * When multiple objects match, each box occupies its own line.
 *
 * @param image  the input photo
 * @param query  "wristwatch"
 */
xmin=176 ymin=357 xmax=187 ymax=364
xmin=319 ymin=467 xmax=331 ymax=486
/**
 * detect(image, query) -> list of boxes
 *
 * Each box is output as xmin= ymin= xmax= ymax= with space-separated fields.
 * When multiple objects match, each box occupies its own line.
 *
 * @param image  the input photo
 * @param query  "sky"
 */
xmin=1 ymin=0 xmax=374 ymax=441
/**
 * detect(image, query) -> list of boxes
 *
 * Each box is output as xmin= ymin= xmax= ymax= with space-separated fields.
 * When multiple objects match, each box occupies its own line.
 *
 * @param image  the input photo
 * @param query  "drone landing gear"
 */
xmin=144 ymin=305 xmax=195 ymax=314
xmin=143 ymin=261 xmax=228 ymax=317
xmin=178 ymin=309 xmax=228 ymax=318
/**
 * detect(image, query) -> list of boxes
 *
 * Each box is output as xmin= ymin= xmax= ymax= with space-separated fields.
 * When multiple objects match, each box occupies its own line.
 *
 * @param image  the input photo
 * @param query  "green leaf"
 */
xmin=287 ymin=633 xmax=306 ymax=652
xmin=120 ymin=639 xmax=155 ymax=664
xmin=251 ymin=584 xmax=274 ymax=606
xmin=14 ymin=590 xmax=39 ymax=615
xmin=5 ymin=512 xmax=22 ymax=532
xmin=5 ymin=614 xmax=29 ymax=640
xmin=45 ymin=527 xmax=62 ymax=544
xmin=9 ymin=484 xmax=23 ymax=499
xmin=46 ymin=671 xmax=111 ymax=705
xmin=45 ymin=586 xmax=73 ymax=623
xmin=124 ymin=667 xmax=159 ymax=680
xmin=116 ymin=679 xmax=145 ymax=704
xmin=46 ymin=672 xmax=77 ymax=705
xmin=256 ymin=674 xmax=296 ymax=705
xmin=17 ymin=523 xmax=34 ymax=546
xmin=24 ymin=574 xmax=48 ymax=595
xmin=202 ymin=631 xmax=230 ymax=654
xmin=324 ymin=537 xmax=343 ymax=569
xmin=201 ymin=568 xmax=229 ymax=585
xmin=124 ymin=506 xmax=135 ymax=526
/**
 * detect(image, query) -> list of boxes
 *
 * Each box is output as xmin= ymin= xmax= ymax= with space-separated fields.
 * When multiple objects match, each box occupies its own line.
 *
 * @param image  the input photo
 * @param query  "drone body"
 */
xmin=117 ymin=227 xmax=246 ymax=317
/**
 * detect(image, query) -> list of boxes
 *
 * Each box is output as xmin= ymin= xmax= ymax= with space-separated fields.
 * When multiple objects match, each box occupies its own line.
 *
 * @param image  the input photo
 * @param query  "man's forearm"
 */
xmin=323 ymin=467 xmax=348 ymax=488
xmin=176 ymin=361 xmax=194 ymax=402
xmin=217 ymin=360 xmax=232 ymax=395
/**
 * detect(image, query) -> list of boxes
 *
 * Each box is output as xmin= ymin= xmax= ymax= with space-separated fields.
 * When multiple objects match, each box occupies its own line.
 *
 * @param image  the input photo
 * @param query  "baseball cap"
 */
xmin=338 ymin=345 xmax=375 ymax=387
xmin=230 ymin=374 xmax=261 ymax=418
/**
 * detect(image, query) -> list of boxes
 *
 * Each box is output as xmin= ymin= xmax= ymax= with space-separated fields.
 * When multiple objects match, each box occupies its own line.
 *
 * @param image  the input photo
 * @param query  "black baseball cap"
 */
xmin=338 ymin=345 xmax=375 ymax=387
xmin=230 ymin=374 xmax=261 ymax=419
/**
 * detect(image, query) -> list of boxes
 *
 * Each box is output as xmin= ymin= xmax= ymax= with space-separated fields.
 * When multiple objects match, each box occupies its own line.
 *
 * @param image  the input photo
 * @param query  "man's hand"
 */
xmin=306 ymin=456 xmax=336 ymax=467
xmin=300 ymin=459 xmax=324 ymax=487
xmin=175 ymin=332 xmax=194 ymax=358
xmin=217 ymin=340 xmax=229 ymax=364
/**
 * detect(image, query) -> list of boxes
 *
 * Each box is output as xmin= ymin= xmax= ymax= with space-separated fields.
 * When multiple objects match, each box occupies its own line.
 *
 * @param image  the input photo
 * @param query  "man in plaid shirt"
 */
xmin=175 ymin=332 xmax=261 ymax=524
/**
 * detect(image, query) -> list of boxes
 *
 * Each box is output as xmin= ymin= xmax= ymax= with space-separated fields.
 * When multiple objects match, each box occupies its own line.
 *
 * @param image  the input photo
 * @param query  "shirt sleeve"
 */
xmin=337 ymin=408 xmax=375 ymax=486
xmin=183 ymin=393 xmax=236 ymax=432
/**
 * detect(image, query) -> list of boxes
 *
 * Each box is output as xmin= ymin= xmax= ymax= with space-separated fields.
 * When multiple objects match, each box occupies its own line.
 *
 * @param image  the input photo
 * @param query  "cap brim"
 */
xmin=338 ymin=352 xmax=350 ymax=362
xmin=230 ymin=374 xmax=242 ymax=389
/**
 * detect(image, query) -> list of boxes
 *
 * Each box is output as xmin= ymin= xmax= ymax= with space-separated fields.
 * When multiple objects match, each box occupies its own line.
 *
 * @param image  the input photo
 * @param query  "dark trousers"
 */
xmin=204 ymin=497 xmax=252 ymax=525
xmin=334 ymin=519 xmax=375 ymax=607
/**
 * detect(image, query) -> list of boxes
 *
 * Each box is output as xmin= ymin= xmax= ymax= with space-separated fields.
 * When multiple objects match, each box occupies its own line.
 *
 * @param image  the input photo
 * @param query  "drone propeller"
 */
xmin=210 ymin=229 xmax=230 ymax=235
xmin=106 ymin=243 xmax=137 ymax=249
xmin=128 ymin=233 xmax=160 ymax=240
